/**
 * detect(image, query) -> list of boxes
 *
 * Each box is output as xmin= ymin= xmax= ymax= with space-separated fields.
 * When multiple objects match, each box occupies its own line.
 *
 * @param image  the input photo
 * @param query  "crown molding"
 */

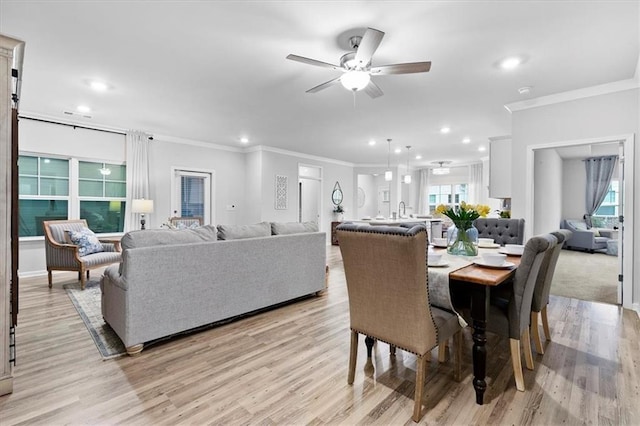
xmin=248 ymin=145 xmax=355 ymax=167
xmin=504 ymin=78 xmax=640 ymax=113
xmin=154 ymin=134 xmax=243 ymax=153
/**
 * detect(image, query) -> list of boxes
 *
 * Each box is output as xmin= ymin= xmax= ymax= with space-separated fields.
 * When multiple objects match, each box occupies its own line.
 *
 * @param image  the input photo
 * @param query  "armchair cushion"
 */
xmin=66 ymin=227 xmax=104 ymax=256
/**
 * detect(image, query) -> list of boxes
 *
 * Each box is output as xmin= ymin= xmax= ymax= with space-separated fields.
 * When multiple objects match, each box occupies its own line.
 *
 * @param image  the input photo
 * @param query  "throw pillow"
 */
xmin=271 ymin=221 xmax=319 ymax=235
xmin=217 ymin=222 xmax=271 ymax=240
xmin=67 ymin=227 xmax=104 ymax=257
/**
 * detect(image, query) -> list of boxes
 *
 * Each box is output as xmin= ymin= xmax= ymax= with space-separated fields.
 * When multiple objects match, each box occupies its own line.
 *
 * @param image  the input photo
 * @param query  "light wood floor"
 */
xmin=1 ymin=246 xmax=639 ymax=425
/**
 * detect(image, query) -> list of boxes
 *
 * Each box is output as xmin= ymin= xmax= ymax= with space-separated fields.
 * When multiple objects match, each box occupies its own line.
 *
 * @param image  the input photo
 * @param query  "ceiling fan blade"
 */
xmin=286 ymin=54 xmax=341 ymax=70
xmin=370 ymin=61 xmax=432 ymax=75
xmin=364 ymin=80 xmax=384 ymax=99
xmin=354 ymin=28 xmax=385 ymax=67
xmin=306 ymin=77 xmax=341 ymax=93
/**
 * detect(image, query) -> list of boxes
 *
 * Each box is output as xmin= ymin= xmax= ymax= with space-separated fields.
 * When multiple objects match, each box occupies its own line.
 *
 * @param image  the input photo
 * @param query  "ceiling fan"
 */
xmin=286 ymin=27 xmax=431 ymax=98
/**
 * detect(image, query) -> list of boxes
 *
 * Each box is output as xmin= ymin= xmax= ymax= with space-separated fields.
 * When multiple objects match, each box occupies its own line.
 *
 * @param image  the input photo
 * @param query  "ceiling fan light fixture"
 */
xmin=340 ymin=70 xmax=370 ymax=91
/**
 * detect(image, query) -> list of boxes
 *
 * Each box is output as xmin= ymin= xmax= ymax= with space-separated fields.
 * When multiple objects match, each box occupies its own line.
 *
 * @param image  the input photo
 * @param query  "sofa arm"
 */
xmin=102 ymin=264 xmax=128 ymax=291
xmin=566 ymin=230 xmax=596 ymax=249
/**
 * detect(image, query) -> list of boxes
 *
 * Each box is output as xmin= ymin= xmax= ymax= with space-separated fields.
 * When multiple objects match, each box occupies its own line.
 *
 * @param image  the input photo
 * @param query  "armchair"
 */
xmin=43 ymin=219 xmax=121 ymax=289
xmin=561 ymin=219 xmax=610 ymax=253
xmin=168 ymin=216 xmax=203 ymax=228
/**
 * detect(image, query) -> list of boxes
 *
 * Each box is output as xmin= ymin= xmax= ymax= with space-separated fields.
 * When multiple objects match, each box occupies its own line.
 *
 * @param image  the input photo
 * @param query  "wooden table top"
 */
xmin=449 ymin=254 xmax=521 ymax=286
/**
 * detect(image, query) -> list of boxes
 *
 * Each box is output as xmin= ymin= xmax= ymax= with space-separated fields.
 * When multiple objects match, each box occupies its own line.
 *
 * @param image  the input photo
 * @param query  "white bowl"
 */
xmin=504 ymin=244 xmax=524 ymax=255
xmin=433 ymin=237 xmax=448 ymax=246
xmin=482 ymin=253 xmax=507 ymax=266
xmin=478 ymin=238 xmax=494 ymax=245
xmin=428 ymin=253 xmax=443 ymax=265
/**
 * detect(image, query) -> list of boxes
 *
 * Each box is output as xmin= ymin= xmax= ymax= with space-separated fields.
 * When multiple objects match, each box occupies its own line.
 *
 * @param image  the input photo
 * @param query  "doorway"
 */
xmin=526 ymin=134 xmax=634 ymax=308
xmin=171 ymin=167 xmax=215 ymax=225
xmin=298 ymin=164 xmax=322 ymax=226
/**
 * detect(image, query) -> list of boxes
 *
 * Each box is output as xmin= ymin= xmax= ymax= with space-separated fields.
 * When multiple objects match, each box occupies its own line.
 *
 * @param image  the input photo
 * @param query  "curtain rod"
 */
xmin=18 ymin=115 xmax=153 ymax=140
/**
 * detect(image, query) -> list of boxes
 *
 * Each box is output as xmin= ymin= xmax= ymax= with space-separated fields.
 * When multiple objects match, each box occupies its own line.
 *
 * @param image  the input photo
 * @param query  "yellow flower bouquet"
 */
xmin=436 ymin=202 xmax=490 ymax=256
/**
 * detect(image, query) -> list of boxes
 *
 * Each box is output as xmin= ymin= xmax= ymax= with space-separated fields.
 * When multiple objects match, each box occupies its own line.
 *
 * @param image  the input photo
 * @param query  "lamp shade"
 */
xmin=340 ymin=71 xmax=370 ymax=91
xmin=131 ymin=199 xmax=154 ymax=214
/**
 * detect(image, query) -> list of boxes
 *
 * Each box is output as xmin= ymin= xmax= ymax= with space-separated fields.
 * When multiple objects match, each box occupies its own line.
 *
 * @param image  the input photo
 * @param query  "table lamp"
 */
xmin=131 ymin=198 xmax=154 ymax=230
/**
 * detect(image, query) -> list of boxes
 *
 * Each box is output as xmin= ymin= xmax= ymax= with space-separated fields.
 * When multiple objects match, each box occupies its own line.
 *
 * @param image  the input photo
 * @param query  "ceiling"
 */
xmin=1 ymin=1 xmax=638 ymax=167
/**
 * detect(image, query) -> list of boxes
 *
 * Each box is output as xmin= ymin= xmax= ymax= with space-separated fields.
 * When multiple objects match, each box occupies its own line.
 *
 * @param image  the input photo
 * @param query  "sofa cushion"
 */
xmin=121 ymin=225 xmax=218 ymax=250
xmin=566 ymin=220 xmax=588 ymax=231
xmin=67 ymin=227 xmax=104 ymax=256
xmin=271 ymin=221 xmax=318 ymax=235
xmin=217 ymin=222 xmax=271 ymax=240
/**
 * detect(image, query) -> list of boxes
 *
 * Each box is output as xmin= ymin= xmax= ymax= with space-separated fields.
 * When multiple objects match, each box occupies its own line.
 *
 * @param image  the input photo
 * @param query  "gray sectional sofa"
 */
xmin=101 ymin=222 xmax=326 ymax=355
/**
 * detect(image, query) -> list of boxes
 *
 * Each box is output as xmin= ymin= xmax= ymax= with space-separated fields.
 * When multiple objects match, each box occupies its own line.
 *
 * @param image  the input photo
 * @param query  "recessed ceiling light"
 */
xmin=394 ymin=148 xmax=402 ymax=154
xmin=240 ymin=137 xmax=249 ymax=144
xmin=518 ymin=86 xmax=532 ymax=95
xmin=440 ymin=127 xmax=451 ymax=134
xmin=368 ymin=140 xmax=376 ymax=146
xmin=90 ymin=81 xmax=109 ymax=92
xmin=76 ymin=105 xmax=91 ymax=113
xmin=415 ymin=154 xmax=422 ymax=160
xmin=462 ymin=138 xmax=471 ymax=144
xmin=500 ymin=57 xmax=521 ymax=70
xmin=478 ymin=146 xmax=487 ymax=152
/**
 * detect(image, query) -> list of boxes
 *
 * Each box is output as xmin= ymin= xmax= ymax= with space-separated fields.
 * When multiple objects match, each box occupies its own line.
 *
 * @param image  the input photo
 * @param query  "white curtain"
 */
xmin=124 ymin=131 xmax=151 ymax=231
xmin=416 ymin=169 xmax=430 ymax=215
xmin=468 ymin=163 xmax=483 ymax=204
xmin=585 ymin=155 xmax=617 ymax=216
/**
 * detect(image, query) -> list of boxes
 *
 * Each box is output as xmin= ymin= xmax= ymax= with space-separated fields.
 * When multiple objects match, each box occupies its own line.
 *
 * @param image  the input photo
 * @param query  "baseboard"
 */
xmin=0 ymin=374 xmax=14 ymax=396
xmin=18 ymin=270 xmax=48 ymax=278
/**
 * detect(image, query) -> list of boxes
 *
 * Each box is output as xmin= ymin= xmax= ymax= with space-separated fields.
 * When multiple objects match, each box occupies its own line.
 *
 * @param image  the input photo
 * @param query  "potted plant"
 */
xmin=333 ymin=204 xmax=344 ymax=221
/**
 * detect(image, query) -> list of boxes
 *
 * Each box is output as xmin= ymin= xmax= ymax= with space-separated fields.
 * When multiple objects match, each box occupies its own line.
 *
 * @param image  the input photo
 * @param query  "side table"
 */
xmin=331 ymin=221 xmax=341 ymax=245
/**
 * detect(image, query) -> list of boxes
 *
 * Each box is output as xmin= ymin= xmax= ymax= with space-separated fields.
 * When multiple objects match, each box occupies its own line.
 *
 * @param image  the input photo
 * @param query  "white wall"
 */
xmin=18 ymin=119 xmax=126 ymax=275
xmin=511 ymin=87 xmax=639 ymax=309
xmin=533 ymin=148 xmax=563 ymax=235
xmin=562 ymin=158 xmax=586 ymax=220
xmin=149 ymin=139 xmax=247 ymax=228
xmin=356 ymin=174 xmax=376 ymax=219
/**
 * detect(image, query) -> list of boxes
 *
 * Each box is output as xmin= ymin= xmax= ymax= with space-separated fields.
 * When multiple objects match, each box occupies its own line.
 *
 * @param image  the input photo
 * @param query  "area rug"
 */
xmin=550 ymin=249 xmax=619 ymax=305
xmin=64 ymin=280 xmax=126 ymax=359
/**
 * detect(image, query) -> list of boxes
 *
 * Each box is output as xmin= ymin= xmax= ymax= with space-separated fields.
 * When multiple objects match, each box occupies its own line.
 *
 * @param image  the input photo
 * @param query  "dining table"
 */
xmin=428 ymin=245 xmax=522 ymax=405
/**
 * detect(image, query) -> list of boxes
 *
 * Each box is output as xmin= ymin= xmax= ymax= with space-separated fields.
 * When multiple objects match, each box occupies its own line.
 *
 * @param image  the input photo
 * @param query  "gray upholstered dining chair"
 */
xmin=473 ymin=218 xmax=525 ymax=246
xmin=530 ymin=229 xmax=572 ymax=354
xmin=457 ymin=233 xmax=556 ymax=391
xmin=337 ymin=223 xmax=462 ymax=422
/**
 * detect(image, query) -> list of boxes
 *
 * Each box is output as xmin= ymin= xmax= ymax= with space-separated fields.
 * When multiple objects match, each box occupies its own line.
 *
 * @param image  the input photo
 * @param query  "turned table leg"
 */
xmin=470 ymin=285 xmax=490 ymax=405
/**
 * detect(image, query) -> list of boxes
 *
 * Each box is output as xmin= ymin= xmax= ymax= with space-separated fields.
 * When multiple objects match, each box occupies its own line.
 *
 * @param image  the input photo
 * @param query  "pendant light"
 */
xmin=403 ymin=146 xmax=412 ymax=184
xmin=384 ymin=139 xmax=393 ymax=181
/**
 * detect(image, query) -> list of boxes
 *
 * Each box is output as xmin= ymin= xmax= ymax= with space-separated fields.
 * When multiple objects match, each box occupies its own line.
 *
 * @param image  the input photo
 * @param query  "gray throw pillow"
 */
xmin=217 ymin=222 xmax=271 ymax=240
xmin=271 ymin=221 xmax=318 ymax=235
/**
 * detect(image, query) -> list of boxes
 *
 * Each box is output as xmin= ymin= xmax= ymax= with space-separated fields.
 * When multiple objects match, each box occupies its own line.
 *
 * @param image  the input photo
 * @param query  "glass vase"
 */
xmin=447 ymin=222 xmax=479 ymax=256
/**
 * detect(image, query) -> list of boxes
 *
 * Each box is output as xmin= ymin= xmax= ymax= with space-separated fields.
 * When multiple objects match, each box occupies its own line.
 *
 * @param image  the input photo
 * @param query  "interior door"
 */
xmin=616 ymin=143 xmax=624 ymax=304
xmin=299 ymin=178 xmax=320 ymax=223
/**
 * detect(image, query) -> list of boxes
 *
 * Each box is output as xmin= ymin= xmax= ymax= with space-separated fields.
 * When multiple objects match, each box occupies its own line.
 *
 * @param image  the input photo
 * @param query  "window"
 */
xmin=18 ymin=155 xmax=126 ymax=237
xmin=78 ymin=161 xmax=126 ymax=233
xmin=593 ymin=180 xmax=619 ymax=228
xmin=172 ymin=168 xmax=213 ymax=224
xmin=428 ymin=184 xmax=468 ymax=214
xmin=18 ymin=155 xmax=69 ymax=237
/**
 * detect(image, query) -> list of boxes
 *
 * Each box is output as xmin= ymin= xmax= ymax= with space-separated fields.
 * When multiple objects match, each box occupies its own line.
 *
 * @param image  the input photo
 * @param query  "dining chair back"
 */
xmin=530 ymin=229 xmax=572 ymax=354
xmin=336 ymin=222 xmax=462 ymax=422
xmin=483 ymin=233 xmax=556 ymax=391
xmin=474 ymin=218 xmax=525 ymax=246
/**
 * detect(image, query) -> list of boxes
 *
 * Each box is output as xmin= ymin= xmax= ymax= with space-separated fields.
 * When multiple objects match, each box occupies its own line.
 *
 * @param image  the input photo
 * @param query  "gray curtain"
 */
xmin=416 ymin=169 xmax=430 ymax=215
xmin=585 ymin=155 xmax=617 ymax=216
